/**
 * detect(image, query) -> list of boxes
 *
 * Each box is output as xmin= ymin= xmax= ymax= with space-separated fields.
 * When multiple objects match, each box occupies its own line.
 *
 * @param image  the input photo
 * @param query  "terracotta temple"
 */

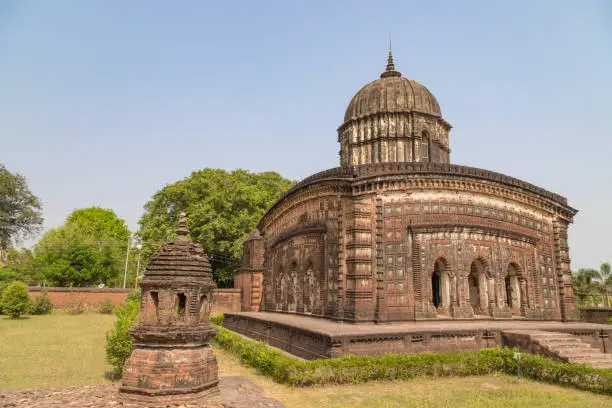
xmin=234 ymin=52 xmax=581 ymax=323
xmin=119 ymin=214 xmax=219 ymax=406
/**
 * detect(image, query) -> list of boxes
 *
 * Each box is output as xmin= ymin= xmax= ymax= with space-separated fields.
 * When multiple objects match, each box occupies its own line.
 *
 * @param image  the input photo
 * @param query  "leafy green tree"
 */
xmin=597 ymin=262 xmax=611 ymax=286
xmin=1 ymin=281 xmax=30 ymax=318
xmin=0 ymin=164 xmax=43 ymax=250
xmin=66 ymin=207 xmax=131 ymax=242
xmin=572 ymin=268 xmax=600 ymax=306
xmin=0 ymin=248 xmax=37 ymax=283
xmin=138 ymin=169 xmax=293 ymax=287
xmin=596 ymin=262 xmax=611 ymax=307
xmin=32 ymin=207 xmax=131 ymax=287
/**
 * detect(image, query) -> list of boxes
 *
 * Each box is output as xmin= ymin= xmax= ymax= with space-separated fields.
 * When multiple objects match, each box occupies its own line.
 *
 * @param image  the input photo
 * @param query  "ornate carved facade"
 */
xmin=239 ymin=53 xmax=580 ymax=322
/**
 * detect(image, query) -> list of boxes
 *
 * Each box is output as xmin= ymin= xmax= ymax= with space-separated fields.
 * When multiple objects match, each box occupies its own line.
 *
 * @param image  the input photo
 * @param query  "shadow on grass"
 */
xmin=1 ymin=315 xmax=31 ymax=320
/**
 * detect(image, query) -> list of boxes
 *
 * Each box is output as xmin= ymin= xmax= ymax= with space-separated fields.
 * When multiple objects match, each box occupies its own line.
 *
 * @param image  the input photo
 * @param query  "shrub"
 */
xmin=0 ymin=281 xmax=11 ymax=314
xmin=126 ymin=288 xmax=141 ymax=303
xmin=212 ymin=326 xmax=612 ymax=394
xmin=30 ymin=291 xmax=53 ymax=315
xmin=1 ymin=281 xmax=30 ymax=319
xmin=210 ymin=312 xmax=224 ymax=326
xmin=98 ymin=298 xmax=114 ymax=314
xmin=608 ymin=316 xmax=612 ymax=325
xmin=105 ymin=298 xmax=140 ymax=375
xmin=68 ymin=300 xmax=85 ymax=315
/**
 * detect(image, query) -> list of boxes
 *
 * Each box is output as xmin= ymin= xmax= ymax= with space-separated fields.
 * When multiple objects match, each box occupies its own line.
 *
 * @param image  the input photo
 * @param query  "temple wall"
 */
xmin=248 ymin=163 xmax=578 ymax=323
xmin=258 ymin=184 xmax=347 ymax=319
xmin=372 ymin=188 xmax=565 ymax=321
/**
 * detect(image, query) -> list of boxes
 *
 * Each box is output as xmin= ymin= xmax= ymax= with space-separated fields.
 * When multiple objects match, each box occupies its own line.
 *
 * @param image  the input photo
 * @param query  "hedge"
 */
xmin=212 ymin=324 xmax=612 ymax=395
xmin=107 ymin=311 xmax=612 ymax=395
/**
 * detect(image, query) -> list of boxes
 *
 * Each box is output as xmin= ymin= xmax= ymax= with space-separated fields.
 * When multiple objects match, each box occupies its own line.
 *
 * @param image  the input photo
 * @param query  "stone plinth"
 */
xmin=120 ymin=346 xmax=219 ymax=406
xmin=224 ymin=311 xmax=612 ymax=360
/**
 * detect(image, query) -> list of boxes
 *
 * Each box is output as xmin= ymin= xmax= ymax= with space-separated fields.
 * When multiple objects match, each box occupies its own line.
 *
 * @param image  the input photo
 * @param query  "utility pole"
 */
xmin=122 ymin=235 xmax=132 ymax=289
xmin=135 ymin=241 xmax=142 ymax=289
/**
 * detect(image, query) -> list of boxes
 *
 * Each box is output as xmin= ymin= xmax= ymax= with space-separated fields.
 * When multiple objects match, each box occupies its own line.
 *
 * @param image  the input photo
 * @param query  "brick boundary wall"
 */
xmin=28 ymin=287 xmax=241 ymax=313
xmin=580 ymin=308 xmax=612 ymax=325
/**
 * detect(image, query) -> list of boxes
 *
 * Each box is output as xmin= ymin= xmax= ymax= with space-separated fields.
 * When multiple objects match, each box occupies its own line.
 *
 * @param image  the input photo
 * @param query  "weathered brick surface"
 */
xmin=224 ymin=312 xmax=611 ymax=360
xmin=27 ymin=287 xmax=240 ymax=313
xmin=238 ymin=54 xmax=580 ymax=328
xmin=28 ymin=287 xmax=128 ymax=310
xmin=581 ymin=307 xmax=612 ymax=324
xmin=119 ymin=214 xmax=219 ymax=405
xmin=502 ymin=330 xmax=612 ymax=368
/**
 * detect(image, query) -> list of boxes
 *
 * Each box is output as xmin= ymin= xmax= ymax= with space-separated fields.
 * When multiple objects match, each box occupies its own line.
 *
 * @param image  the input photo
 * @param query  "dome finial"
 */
xmin=176 ymin=212 xmax=189 ymax=240
xmin=386 ymin=50 xmax=395 ymax=72
xmin=380 ymin=44 xmax=401 ymax=78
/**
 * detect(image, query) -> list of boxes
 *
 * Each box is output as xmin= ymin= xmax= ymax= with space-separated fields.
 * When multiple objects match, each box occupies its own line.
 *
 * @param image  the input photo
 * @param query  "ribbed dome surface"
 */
xmin=143 ymin=216 xmax=213 ymax=281
xmin=342 ymin=52 xmax=442 ymax=124
xmin=343 ymin=76 xmax=441 ymax=124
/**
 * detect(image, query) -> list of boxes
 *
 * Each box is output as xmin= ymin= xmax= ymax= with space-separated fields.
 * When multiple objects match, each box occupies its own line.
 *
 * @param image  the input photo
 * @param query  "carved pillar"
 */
xmin=344 ymin=198 xmax=375 ymax=322
xmin=413 ymin=231 xmax=437 ymax=319
xmin=553 ymin=219 xmax=580 ymax=321
xmin=487 ymin=277 xmax=495 ymax=316
xmin=374 ymin=198 xmax=386 ymax=321
xmin=519 ymin=279 xmax=527 ymax=316
xmin=449 ymin=274 xmax=457 ymax=307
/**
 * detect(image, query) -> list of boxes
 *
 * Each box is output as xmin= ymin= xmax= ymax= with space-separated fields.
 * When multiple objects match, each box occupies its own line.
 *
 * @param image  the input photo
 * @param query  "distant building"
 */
xmin=236 ymin=53 xmax=580 ymax=322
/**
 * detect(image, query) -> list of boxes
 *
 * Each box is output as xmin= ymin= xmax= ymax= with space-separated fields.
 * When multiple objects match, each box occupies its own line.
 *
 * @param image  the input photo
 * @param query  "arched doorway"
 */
xmin=505 ymin=263 xmax=522 ymax=316
xmin=432 ymin=270 xmax=440 ymax=308
xmin=431 ymin=259 xmax=450 ymax=310
xmin=468 ymin=259 xmax=489 ymax=315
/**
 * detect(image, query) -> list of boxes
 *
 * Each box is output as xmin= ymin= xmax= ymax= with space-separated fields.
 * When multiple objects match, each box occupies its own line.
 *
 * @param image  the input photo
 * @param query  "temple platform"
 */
xmin=223 ymin=312 xmax=612 ymax=360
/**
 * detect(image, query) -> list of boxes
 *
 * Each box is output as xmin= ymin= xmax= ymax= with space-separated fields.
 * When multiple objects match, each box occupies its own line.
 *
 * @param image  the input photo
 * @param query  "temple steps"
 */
xmin=503 ymin=329 xmax=612 ymax=369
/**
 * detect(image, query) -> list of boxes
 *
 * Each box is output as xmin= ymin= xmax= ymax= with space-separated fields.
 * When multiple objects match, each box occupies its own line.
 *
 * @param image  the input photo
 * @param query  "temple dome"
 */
xmin=342 ymin=52 xmax=442 ymax=125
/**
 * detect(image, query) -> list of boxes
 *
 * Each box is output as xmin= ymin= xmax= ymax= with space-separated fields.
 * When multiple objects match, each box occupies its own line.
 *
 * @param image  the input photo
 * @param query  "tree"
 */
xmin=572 ymin=268 xmax=600 ymax=306
xmin=138 ymin=169 xmax=293 ymax=287
xmin=32 ymin=207 xmax=131 ymax=287
xmin=0 ymin=164 xmax=43 ymax=250
xmin=0 ymin=248 xmax=37 ymax=283
xmin=67 ymin=207 xmax=131 ymax=242
xmin=596 ymin=262 xmax=611 ymax=286
xmin=596 ymin=262 xmax=611 ymax=307
xmin=1 ymin=281 xmax=30 ymax=318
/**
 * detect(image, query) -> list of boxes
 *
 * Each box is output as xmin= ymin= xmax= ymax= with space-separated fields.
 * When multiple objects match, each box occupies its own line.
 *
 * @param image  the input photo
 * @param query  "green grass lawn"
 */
xmin=0 ymin=313 xmax=115 ymax=391
xmin=1 ymin=313 xmax=611 ymax=408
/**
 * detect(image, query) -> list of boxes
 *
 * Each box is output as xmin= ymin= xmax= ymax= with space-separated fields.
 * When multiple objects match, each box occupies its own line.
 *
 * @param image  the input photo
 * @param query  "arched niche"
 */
xmin=468 ymin=258 xmax=490 ymax=315
xmin=504 ymin=262 xmax=524 ymax=316
xmin=431 ymin=258 xmax=450 ymax=312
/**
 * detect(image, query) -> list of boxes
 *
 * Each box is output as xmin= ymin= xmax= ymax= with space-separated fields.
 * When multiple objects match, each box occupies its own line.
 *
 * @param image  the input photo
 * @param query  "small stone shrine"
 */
xmin=119 ymin=213 xmax=219 ymax=406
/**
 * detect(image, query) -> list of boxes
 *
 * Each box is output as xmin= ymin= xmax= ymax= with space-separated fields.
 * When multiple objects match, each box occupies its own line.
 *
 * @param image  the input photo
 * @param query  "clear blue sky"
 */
xmin=1 ymin=1 xmax=611 ymax=270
